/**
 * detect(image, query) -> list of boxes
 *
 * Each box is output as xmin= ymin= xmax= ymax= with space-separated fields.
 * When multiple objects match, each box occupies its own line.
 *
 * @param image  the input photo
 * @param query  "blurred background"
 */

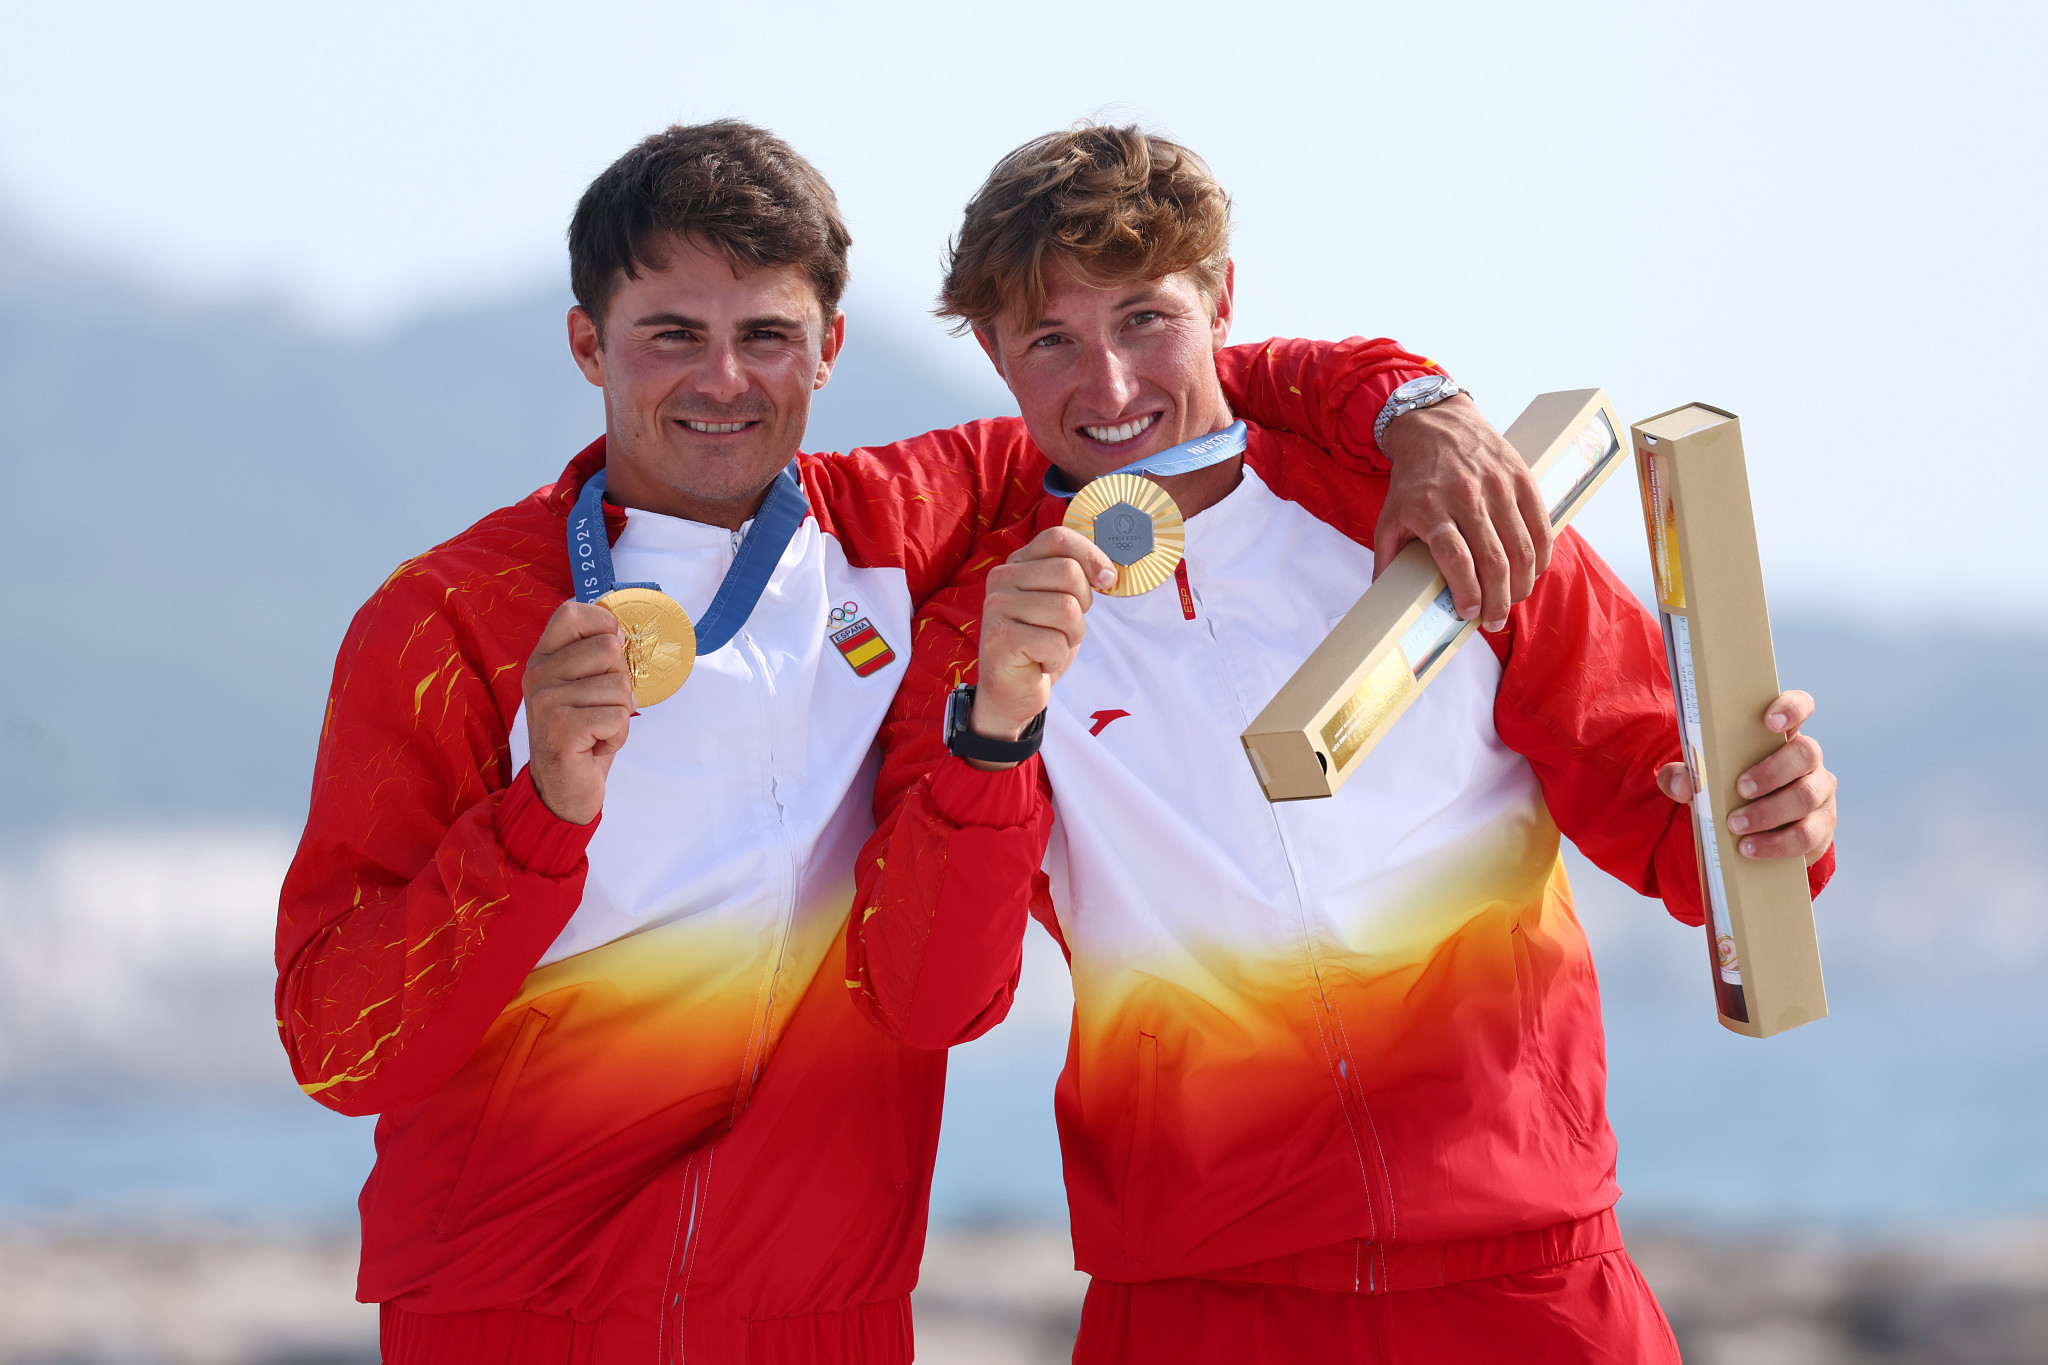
xmin=2 ymin=0 xmax=2044 ymax=1361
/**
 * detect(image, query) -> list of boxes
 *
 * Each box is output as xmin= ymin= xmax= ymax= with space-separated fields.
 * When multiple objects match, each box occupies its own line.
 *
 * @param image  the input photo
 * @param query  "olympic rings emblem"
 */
xmin=828 ymin=601 xmax=860 ymax=627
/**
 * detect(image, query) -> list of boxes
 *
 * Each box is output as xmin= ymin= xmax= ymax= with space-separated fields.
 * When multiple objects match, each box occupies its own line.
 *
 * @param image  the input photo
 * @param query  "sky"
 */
xmin=3 ymin=0 xmax=2044 ymax=618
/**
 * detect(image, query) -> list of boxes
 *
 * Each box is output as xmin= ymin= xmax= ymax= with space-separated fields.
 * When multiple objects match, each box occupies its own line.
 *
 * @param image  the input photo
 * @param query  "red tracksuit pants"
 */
xmin=1074 ymin=1250 xmax=1681 ymax=1364
xmin=380 ymin=1295 xmax=914 ymax=1364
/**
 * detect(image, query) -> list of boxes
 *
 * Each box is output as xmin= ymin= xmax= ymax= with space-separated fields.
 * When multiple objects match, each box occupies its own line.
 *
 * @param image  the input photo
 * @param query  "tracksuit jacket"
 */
xmin=272 ymin=336 xmax=1430 ymax=1362
xmin=847 ymin=419 xmax=1836 ymax=1297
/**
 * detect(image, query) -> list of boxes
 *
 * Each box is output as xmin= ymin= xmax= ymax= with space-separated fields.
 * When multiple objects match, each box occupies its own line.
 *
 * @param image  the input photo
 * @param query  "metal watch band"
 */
xmin=944 ymin=684 xmax=1046 ymax=764
xmin=1373 ymin=375 xmax=1466 ymax=449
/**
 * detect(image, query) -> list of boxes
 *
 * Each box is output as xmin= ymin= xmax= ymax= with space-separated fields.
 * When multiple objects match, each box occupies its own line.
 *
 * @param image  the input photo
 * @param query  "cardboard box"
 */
xmin=1241 ymin=388 xmax=1628 ymax=802
xmin=1634 ymin=403 xmax=1827 ymax=1037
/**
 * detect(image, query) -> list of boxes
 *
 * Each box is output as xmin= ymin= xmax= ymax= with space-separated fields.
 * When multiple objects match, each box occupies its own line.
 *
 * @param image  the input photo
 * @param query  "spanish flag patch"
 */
xmin=828 ymin=602 xmax=897 ymax=677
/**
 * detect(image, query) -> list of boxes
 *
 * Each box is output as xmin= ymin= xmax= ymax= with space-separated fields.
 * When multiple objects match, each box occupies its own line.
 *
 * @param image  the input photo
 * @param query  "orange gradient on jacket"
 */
xmin=1056 ymin=819 xmax=1609 ymax=1264
xmin=422 ymin=880 xmax=856 ymax=1234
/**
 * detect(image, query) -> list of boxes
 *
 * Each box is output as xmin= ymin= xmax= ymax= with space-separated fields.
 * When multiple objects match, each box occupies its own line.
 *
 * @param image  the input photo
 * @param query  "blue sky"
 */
xmin=4 ymin=0 xmax=2041 ymax=617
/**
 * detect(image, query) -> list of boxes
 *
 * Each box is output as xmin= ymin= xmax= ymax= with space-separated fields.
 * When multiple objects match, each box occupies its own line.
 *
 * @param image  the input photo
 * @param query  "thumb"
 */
xmin=1080 ymin=539 xmax=1118 ymax=594
xmin=1657 ymin=762 xmax=1695 ymax=804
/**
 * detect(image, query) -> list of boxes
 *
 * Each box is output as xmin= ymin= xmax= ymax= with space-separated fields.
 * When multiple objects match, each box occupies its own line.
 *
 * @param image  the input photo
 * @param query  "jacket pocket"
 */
xmin=1510 ymin=920 xmax=1591 ymax=1142
xmin=437 ymin=1003 xmax=552 ymax=1237
xmin=1122 ymin=1031 xmax=1159 ymax=1261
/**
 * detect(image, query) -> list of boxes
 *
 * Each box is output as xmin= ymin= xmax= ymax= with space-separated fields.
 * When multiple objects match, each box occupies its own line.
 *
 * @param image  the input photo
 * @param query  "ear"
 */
xmin=815 ymin=309 xmax=847 ymax=390
xmin=568 ymin=306 xmax=607 ymax=388
xmin=1209 ymin=259 xmax=1236 ymax=350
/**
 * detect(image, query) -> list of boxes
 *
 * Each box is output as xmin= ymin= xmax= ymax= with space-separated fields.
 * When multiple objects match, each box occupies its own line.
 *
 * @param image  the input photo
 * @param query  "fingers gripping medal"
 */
xmin=1063 ymin=474 xmax=1185 ymax=596
xmin=566 ymin=463 xmax=809 ymax=706
xmin=1051 ymin=422 xmax=1248 ymax=595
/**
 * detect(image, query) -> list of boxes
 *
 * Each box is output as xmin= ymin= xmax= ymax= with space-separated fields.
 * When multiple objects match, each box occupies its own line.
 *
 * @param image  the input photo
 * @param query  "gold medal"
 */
xmin=595 ymin=586 xmax=696 ymax=706
xmin=1063 ymin=473 xmax=1185 ymax=596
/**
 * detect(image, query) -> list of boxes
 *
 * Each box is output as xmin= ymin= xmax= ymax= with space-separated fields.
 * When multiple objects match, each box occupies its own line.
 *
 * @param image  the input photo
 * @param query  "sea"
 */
xmin=2 ymin=838 xmax=2042 ymax=1235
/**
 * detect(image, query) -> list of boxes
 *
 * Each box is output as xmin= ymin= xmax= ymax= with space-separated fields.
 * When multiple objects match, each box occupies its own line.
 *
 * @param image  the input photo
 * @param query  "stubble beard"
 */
xmin=635 ymin=403 xmax=804 ymax=515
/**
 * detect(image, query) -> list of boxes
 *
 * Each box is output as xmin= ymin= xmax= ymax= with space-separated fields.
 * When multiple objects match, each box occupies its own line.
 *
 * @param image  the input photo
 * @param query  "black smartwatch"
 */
xmin=943 ymin=684 xmax=1046 ymax=765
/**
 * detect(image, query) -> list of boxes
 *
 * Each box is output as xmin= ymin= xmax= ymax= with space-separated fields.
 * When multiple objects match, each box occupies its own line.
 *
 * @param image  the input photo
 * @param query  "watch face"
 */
xmin=1393 ymin=375 xmax=1446 ymax=403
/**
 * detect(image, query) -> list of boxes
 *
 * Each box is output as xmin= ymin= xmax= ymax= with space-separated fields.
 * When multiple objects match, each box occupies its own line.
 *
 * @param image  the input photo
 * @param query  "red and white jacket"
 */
xmin=848 ymin=421 xmax=1836 ymax=1292
xmin=273 ymin=336 xmax=1434 ymax=1358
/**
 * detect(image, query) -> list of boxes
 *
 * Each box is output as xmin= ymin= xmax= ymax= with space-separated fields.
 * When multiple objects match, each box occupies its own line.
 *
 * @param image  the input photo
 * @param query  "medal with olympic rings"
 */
xmin=564 ymin=463 xmax=810 ymax=706
xmin=1052 ymin=422 xmax=1248 ymax=597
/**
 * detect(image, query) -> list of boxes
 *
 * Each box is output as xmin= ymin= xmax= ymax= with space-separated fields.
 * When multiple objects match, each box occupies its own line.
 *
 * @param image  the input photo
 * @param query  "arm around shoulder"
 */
xmin=803 ymin=419 xmax=1048 ymax=605
xmin=1222 ymin=340 xmax=1552 ymax=628
xmin=1216 ymin=336 xmax=1438 ymax=470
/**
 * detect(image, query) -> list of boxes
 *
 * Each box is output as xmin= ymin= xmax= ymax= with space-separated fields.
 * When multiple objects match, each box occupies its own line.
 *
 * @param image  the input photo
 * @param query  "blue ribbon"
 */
xmin=568 ymin=469 xmax=657 ymax=602
xmin=566 ymin=463 xmax=810 ymax=654
xmin=1043 ymin=420 xmax=1248 ymax=498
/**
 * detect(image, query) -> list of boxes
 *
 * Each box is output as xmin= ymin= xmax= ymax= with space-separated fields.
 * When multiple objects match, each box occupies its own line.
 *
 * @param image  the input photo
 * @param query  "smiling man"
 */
xmin=274 ymin=120 xmax=1548 ymax=1363
xmin=848 ymin=126 xmax=1841 ymax=1363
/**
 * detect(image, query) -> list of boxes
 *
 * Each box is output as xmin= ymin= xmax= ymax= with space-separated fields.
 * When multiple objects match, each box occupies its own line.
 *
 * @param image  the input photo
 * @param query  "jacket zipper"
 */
xmin=729 ymin=627 xmax=801 ymax=1121
xmin=663 ymin=528 xmax=783 ymax=1357
xmin=1198 ymin=575 xmax=1395 ymax=1268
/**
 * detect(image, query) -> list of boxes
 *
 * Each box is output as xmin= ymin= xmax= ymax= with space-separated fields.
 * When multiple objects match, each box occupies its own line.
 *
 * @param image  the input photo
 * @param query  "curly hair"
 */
xmin=937 ymin=124 xmax=1233 ymax=334
xmin=569 ymin=120 xmax=851 ymax=333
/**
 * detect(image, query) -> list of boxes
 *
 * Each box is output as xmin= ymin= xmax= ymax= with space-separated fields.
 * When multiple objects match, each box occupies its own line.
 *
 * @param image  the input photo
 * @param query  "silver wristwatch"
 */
xmin=1373 ymin=374 xmax=1467 ymax=448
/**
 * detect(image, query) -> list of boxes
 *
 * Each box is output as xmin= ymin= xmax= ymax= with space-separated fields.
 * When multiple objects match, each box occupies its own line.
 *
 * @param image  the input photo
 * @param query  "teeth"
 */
xmin=1082 ymin=414 xmax=1157 ymax=444
xmin=685 ymin=420 xmax=750 ymax=433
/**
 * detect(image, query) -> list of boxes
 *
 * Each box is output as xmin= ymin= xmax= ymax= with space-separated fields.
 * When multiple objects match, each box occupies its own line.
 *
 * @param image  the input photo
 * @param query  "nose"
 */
xmin=1075 ymin=338 xmax=1141 ymax=416
xmin=693 ymin=341 xmax=749 ymax=405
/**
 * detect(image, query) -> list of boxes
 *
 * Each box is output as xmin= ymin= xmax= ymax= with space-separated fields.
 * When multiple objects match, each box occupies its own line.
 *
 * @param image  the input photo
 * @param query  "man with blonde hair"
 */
xmin=850 ymin=125 xmax=1839 ymax=1362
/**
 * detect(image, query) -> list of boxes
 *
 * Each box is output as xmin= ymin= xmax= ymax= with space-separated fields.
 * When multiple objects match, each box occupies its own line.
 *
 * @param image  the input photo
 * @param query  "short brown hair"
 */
xmin=569 ymin=120 xmax=852 ymax=333
xmin=938 ymin=124 xmax=1232 ymax=334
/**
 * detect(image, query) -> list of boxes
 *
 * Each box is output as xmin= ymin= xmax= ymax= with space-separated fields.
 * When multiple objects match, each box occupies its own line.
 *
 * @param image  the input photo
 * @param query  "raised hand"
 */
xmin=523 ymin=599 xmax=635 ymax=824
xmin=968 ymin=527 xmax=1118 ymax=764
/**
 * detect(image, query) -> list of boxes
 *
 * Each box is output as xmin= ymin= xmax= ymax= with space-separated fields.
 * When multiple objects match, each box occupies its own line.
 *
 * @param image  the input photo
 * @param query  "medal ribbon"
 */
xmin=1043 ymin=420 xmax=1248 ymax=498
xmin=566 ymin=463 xmax=810 ymax=653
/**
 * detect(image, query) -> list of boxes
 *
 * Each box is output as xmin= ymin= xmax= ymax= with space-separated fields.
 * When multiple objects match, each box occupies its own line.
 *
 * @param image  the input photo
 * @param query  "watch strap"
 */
xmin=1373 ymin=376 xmax=1466 ymax=448
xmin=944 ymin=684 xmax=1046 ymax=764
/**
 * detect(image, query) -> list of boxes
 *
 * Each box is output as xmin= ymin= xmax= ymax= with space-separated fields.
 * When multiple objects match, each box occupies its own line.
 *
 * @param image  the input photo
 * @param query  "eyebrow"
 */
xmin=1028 ymin=290 xmax=1164 ymax=333
xmin=630 ymin=312 xmax=807 ymax=332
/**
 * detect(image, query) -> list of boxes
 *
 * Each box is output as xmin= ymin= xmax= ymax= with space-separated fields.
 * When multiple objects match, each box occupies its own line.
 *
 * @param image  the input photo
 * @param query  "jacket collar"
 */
xmin=543 ymin=436 xmax=815 ymax=540
xmin=545 ymin=436 xmax=610 ymax=516
xmin=543 ymin=436 xmax=631 ymax=542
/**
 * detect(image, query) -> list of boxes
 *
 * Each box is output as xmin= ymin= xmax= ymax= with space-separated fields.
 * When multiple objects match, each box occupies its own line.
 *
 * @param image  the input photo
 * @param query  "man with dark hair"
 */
xmin=276 ymin=119 xmax=1546 ymax=1362
xmin=849 ymin=125 xmax=1839 ymax=1363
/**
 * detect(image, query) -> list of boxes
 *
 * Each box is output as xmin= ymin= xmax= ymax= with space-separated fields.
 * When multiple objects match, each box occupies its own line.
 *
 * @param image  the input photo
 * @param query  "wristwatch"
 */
xmin=1373 ymin=374 xmax=1467 ymax=448
xmin=944 ymin=684 xmax=1046 ymax=764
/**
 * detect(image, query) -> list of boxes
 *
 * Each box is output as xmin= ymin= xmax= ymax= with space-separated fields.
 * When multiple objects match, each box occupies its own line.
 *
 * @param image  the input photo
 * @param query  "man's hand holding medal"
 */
xmin=524 ymin=600 xmax=637 ymax=825
xmin=969 ymin=527 xmax=1119 ymax=765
